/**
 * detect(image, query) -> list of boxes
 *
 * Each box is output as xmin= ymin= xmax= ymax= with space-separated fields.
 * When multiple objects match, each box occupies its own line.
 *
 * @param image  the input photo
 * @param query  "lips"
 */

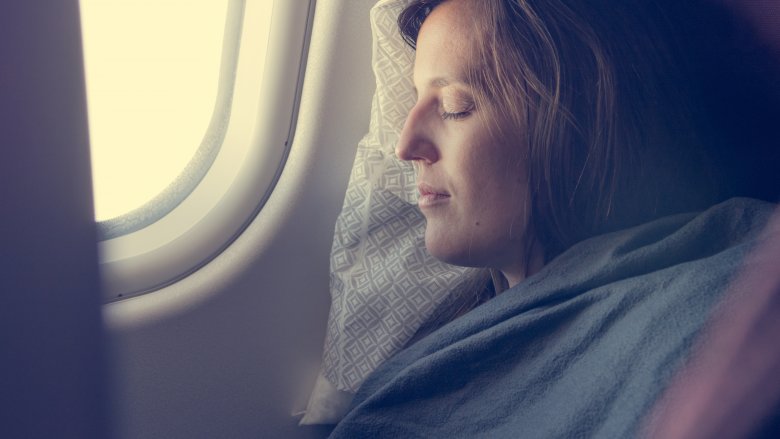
xmin=418 ymin=183 xmax=450 ymax=207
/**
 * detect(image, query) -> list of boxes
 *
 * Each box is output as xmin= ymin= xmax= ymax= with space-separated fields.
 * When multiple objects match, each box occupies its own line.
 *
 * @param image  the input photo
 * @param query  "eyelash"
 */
xmin=441 ymin=110 xmax=471 ymax=121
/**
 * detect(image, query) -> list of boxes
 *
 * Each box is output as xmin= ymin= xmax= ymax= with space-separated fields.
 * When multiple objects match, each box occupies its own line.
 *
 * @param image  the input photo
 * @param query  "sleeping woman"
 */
xmin=330 ymin=0 xmax=779 ymax=437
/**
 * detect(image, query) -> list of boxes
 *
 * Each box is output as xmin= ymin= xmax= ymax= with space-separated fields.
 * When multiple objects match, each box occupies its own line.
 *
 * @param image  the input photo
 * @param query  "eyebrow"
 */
xmin=412 ymin=76 xmax=472 ymax=97
xmin=432 ymin=75 xmax=475 ymax=88
xmin=431 ymin=77 xmax=453 ymax=88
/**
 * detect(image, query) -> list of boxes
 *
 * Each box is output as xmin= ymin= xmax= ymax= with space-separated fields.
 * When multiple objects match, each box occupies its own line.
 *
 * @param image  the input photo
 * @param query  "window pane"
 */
xmin=80 ymin=0 xmax=229 ymax=221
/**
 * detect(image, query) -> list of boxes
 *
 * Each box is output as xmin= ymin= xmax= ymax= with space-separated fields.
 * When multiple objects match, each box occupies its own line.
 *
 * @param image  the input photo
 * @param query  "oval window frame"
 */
xmin=97 ymin=0 xmax=315 ymax=302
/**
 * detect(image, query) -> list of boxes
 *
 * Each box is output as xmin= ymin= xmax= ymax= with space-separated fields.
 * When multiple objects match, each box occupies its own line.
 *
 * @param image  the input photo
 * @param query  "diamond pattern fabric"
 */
xmin=304 ymin=0 xmax=476 ymax=423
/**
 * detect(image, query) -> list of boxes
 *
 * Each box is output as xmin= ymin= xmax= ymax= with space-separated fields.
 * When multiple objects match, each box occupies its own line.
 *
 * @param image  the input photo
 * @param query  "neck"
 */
xmin=500 ymin=238 xmax=545 ymax=289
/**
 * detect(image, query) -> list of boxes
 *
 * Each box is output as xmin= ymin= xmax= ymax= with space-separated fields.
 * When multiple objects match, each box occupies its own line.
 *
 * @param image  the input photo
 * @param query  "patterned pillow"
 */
xmin=300 ymin=0 xmax=476 ymax=424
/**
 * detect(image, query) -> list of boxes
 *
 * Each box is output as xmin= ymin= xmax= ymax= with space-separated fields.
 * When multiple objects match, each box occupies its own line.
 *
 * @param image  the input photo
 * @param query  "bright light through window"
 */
xmin=80 ymin=0 xmax=229 ymax=222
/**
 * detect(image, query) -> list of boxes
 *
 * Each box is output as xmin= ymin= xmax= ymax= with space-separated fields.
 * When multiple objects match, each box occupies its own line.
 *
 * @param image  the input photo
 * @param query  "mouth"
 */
xmin=418 ymin=183 xmax=450 ymax=208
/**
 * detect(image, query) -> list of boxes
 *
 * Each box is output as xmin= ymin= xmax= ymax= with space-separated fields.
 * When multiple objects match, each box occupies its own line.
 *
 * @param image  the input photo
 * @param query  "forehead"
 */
xmin=413 ymin=0 xmax=478 ymax=86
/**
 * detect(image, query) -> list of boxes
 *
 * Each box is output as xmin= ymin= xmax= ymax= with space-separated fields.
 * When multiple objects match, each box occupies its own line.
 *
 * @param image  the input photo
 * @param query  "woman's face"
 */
xmin=395 ymin=0 xmax=535 ymax=286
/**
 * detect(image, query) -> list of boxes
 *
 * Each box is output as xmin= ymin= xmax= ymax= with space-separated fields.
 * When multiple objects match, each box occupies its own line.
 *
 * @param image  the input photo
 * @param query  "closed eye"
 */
xmin=441 ymin=110 xmax=471 ymax=121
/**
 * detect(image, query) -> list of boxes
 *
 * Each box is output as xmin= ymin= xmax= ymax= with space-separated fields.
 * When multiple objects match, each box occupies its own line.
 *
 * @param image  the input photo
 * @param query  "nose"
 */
xmin=395 ymin=101 xmax=439 ymax=164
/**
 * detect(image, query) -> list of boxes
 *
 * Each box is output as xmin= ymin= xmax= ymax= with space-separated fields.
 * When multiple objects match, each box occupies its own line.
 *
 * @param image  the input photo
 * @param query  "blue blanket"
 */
xmin=329 ymin=198 xmax=775 ymax=438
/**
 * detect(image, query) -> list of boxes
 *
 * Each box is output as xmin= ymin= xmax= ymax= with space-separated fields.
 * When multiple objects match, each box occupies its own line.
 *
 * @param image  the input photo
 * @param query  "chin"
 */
xmin=425 ymin=233 xmax=484 ymax=268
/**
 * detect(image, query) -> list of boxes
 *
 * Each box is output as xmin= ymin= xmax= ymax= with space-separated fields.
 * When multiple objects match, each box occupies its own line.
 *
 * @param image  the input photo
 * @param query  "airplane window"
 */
xmin=88 ymin=0 xmax=315 ymax=301
xmin=80 ymin=0 xmax=230 ymax=224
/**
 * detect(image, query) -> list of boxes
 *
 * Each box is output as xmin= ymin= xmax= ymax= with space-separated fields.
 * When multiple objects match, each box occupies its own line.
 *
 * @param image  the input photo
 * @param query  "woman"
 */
xmin=329 ymin=0 xmax=777 ymax=437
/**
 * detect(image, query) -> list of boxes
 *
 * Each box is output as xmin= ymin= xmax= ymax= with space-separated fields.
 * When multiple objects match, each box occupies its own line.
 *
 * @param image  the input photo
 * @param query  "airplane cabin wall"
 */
xmin=103 ymin=0 xmax=377 ymax=438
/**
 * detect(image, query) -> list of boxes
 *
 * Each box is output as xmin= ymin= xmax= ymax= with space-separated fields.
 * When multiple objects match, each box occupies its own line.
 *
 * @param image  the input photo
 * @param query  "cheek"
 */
xmin=462 ymin=144 xmax=528 ymax=207
xmin=423 ymin=129 xmax=530 ymax=266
